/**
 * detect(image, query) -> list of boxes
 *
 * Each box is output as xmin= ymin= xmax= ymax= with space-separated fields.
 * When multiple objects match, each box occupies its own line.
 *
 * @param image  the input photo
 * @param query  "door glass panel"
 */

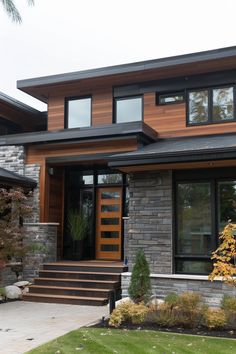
xmin=101 ymin=218 xmax=119 ymax=225
xmin=101 ymin=191 xmax=120 ymax=199
xmin=98 ymin=173 xmax=122 ymax=184
xmin=218 ymin=180 xmax=236 ymax=232
xmin=101 ymin=245 xmax=119 ymax=252
xmin=101 ymin=231 xmax=119 ymax=238
xmin=101 ymin=204 xmax=120 ymax=212
xmin=188 ymin=90 xmax=208 ymax=124
xmin=213 ymin=87 xmax=234 ymax=121
xmin=177 ymin=182 xmax=212 ymax=255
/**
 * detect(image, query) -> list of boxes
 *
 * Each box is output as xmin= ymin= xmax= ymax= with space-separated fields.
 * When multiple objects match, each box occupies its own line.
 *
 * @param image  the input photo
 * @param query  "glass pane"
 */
xmin=177 ymin=183 xmax=212 ymax=255
xmin=101 ymin=205 xmax=120 ymax=212
xmin=81 ymin=175 xmax=94 ymax=185
xmin=116 ymin=97 xmax=142 ymax=123
xmin=176 ymin=260 xmax=212 ymax=275
xmin=101 ymin=191 xmax=120 ymax=199
xmin=68 ymin=98 xmax=91 ymax=128
xmin=213 ymin=87 xmax=234 ymax=121
xmin=98 ymin=173 xmax=122 ymax=184
xmin=188 ymin=90 xmax=208 ymax=124
xmin=101 ymin=231 xmax=119 ymax=238
xmin=101 ymin=218 xmax=119 ymax=225
xmin=218 ymin=180 xmax=236 ymax=232
xmin=101 ymin=244 xmax=119 ymax=252
xmin=159 ymin=93 xmax=184 ymax=104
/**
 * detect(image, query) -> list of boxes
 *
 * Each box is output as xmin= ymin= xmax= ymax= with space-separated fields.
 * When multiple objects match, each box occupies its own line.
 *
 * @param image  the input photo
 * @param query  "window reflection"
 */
xmin=116 ymin=97 xmax=142 ymax=123
xmin=218 ymin=181 xmax=236 ymax=232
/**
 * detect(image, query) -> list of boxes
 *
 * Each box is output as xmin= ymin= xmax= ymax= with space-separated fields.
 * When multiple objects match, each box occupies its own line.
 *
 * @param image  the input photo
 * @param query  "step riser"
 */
xmin=23 ymin=295 xmax=107 ymax=306
xmin=43 ymin=265 xmax=127 ymax=273
xmin=39 ymin=271 xmax=120 ymax=281
xmin=35 ymin=279 xmax=120 ymax=289
xmin=29 ymin=287 xmax=110 ymax=298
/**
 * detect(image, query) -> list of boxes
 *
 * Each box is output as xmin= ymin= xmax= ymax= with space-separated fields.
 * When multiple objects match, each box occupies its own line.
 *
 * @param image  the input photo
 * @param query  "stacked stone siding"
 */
xmin=126 ymin=171 xmax=172 ymax=273
xmin=25 ymin=164 xmax=40 ymax=222
xmin=0 ymin=145 xmax=25 ymax=175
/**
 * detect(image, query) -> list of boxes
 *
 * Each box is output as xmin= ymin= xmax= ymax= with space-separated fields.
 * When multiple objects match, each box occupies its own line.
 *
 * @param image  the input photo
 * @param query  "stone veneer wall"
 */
xmin=126 ymin=171 xmax=172 ymax=273
xmin=0 ymin=145 xmax=25 ymax=174
xmin=23 ymin=223 xmax=58 ymax=281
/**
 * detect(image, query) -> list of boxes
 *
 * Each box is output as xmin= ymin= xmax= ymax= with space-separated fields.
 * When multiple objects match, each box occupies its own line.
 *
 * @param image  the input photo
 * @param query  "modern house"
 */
xmin=1 ymin=46 xmax=236 ymax=305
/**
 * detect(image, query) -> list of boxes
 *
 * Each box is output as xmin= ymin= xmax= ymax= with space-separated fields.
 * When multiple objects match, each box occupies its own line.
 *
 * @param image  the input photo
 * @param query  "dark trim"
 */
xmin=0 ymin=121 xmax=157 ymax=146
xmin=64 ymin=95 xmax=92 ymax=129
xmin=0 ymin=91 xmax=42 ymax=117
xmin=46 ymin=152 xmax=131 ymax=165
xmin=156 ymin=91 xmax=185 ymax=106
xmin=17 ymin=46 xmax=236 ymax=93
xmin=0 ymin=167 xmax=37 ymax=189
xmin=113 ymin=95 xmax=144 ymax=124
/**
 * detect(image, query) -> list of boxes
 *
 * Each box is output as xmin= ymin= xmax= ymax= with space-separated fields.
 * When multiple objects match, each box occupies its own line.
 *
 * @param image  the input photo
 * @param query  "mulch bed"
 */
xmin=92 ymin=318 xmax=236 ymax=339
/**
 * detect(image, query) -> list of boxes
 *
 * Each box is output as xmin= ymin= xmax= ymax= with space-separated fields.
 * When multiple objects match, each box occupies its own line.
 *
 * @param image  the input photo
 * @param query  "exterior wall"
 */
xmin=122 ymin=273 xmax=236 ymax=307
xmin=125 ymin=170 xmax=172 ymax=273
xmin=25 ymin=164 xmax=40 ymax=223
xmin=0 ymin=145 xmax=25 ymax=174
xmin=23 ymin=223 xmax=58 ymax=281
xmin=0 ymin=263 xmax=22 ymax=287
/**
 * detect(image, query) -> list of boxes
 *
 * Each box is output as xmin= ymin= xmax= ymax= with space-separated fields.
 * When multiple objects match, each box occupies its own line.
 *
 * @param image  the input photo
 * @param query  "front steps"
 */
xmin=23 ymin=261 xmax=127 ymax=306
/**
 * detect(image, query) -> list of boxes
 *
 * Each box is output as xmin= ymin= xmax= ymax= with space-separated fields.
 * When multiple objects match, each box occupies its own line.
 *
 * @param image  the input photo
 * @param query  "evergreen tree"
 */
xmin=128 ymin=250 xmax=152 ymax=303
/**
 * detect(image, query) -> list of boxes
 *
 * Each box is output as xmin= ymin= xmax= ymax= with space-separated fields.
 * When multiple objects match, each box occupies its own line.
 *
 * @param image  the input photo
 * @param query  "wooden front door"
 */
xmin=96 ymin=187 xmax=122 ymax=260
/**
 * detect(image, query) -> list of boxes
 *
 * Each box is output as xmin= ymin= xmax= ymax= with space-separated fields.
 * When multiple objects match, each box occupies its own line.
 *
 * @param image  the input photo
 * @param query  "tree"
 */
xmin=1 ymin=0 xmax=34 ymax=23
xmin=128 ymin=250 xmax=152 ymax=303
xmin=209 ymin=222 xmax=236 ymax=285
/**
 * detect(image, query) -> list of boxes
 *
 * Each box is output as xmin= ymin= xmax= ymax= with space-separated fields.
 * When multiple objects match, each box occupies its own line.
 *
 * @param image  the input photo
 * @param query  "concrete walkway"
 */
xmin=0 ymin=301 xmax=108 ymax=354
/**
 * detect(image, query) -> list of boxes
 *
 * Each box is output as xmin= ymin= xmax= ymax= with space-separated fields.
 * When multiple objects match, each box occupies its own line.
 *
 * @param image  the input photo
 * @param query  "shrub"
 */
xmin=165 ymin=292 xmax=179 ymax=308
xmin=221 ymin=295 xmax=236 ymax=312
xmin=177 ymin=292 xmax=204 ymax=328
xmin=154 ymin=302 xmax=179 ymax=327
xmin=128 ymin=250 xmax=151 ymax=304
xmin=109 ymin=300 xmax=148 ymax=327
xmin=204 ymin=308 xmax=227 ymax=329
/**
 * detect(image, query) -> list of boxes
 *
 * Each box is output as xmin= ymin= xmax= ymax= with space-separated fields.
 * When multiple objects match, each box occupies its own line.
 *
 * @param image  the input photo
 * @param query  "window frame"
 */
xmin=113 ymin=95 xmax=143 ymax=124
xmin=186 ymin=84 xmax=236 ymax=126
xmin=65 ymin=95 xmax=92 ymax=129
xmin=174 ymin=168 xmax=236 ymax=275
xmin=156 ymin=91 xmax=185 ymax=106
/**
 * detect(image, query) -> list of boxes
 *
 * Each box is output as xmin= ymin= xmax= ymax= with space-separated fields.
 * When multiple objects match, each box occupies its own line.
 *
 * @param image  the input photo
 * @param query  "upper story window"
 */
xmin=157 ymin=91 xmax=185 ymax=105
xmin=188 ymin=86 xmax=234 ymax=125
xmin=115 ymin=96 xmax=142 ymax=123
xmin=66 ymin=97 xmax=92 ymax=128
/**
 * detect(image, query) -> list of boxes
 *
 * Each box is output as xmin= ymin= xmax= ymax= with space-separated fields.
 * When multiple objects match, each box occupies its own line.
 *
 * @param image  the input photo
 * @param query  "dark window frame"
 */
xmin=174 ymin=168 xmax=236 ymax=275
xmin=186 ymin=84 xmax=236 ymax=126
xmin=156 ymin=91 xmax=185 ymax=106
xmin=64 ymin=95 xmax=92 ymax=129
xmin=113 ymin=95 xmax=144 ymax=124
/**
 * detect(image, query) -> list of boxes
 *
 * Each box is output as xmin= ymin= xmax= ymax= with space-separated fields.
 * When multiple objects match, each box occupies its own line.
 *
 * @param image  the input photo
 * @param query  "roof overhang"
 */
xmin=0 ymin=168 xmax=37 ymax=189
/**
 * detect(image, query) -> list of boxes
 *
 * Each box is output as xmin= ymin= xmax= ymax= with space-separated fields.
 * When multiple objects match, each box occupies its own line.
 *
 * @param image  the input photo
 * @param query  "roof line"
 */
xmin=0 ymin=91 xmax=42 ymax=116
xmin=17 ymin=46 xmax=236 ymax=89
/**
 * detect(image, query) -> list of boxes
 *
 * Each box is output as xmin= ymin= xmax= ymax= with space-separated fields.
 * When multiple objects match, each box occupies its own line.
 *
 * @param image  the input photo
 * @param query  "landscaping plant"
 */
xmin=128 ymin=249 xmax=151 ymax=303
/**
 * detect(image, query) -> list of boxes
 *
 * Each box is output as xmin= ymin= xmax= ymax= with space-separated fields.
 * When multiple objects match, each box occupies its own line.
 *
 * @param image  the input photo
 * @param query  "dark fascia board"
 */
xmin=17 ymin=46 xmax=236 ymax=93
xmin=0 ymin=91 xmax=42 ymax=118
xmin=0 ymin=121 xmax=158 ymax=146
xmin=0 ymin=167 xmax=37 ymax=189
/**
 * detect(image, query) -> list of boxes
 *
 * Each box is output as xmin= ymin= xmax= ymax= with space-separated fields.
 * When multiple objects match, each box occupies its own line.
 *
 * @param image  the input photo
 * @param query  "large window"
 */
xmin=175 ymin=170 xmax=236 ymax=275
xmin=115 ymin=96 xmax=142 ymax=123
xmin=66 ymin=97 xmax=91 ymax=128
xmin=187 ymin=86 xmax=234 ymax=125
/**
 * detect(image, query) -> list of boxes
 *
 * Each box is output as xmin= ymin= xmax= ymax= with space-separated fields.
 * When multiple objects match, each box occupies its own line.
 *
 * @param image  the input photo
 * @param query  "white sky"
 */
xmin=1 ymin=0 xmax=236 ymax=111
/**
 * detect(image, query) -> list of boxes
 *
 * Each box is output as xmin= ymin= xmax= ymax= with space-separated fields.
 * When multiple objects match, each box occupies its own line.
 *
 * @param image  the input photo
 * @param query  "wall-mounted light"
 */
xmin=48 ymin=167 xmax=54 ymax=176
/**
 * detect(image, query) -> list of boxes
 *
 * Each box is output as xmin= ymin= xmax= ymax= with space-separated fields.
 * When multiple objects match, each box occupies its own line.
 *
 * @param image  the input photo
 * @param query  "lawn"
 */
xmin=27 ymin=327 xmax=236 ymax=354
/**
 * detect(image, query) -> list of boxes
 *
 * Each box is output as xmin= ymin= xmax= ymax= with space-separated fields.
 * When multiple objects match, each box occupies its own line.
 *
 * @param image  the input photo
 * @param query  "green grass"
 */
xmin=27 ymin=328 xmax=236 ymax=354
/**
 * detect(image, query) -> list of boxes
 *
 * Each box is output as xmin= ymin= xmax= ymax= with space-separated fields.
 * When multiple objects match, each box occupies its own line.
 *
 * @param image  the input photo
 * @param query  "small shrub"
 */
xmin=204 ymin=308 xmax=227 ymax=329
xmin=109 ymin=300 xmax=148 ymax=327
xmin=128 ymin=250 xmax=151 ymax=304
xmin=177 ymin=292 xmax=204 ymax=328
xmin=221 ymin=295 xmax=236 ymax=312
xmin=165 ymin=292 xmax=179 ymax=308
xmin=154 ymin=303 xmax=179 ymax=327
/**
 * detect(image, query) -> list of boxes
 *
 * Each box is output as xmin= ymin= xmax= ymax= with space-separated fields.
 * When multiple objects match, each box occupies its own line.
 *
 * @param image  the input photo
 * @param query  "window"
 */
xmin=157 ymin=92 xmax=185 ymax=105
xmin=115 ymin=96 xmax=142 ymax=123
xmin=175 ymin=171 xmax=236 ymax=275
xmin=187 ymin=86 xmax=234 ymax=125
xmin=66 ymin=97 xmax=91 ymax=128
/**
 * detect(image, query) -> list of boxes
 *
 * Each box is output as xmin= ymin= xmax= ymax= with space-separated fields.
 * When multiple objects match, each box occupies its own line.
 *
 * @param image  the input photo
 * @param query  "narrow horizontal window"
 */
xmin=115 ymin=96 xmax=142 ymax=123
xmin=101 ymin=218 xmax=119 ymax=225
xmin=66 ymin=97 xmax=91 ymax=128
xmin=101 ymin=244 xmax=119 ymax=252
xmin=157 ymin=92 xmax=185 ymax=105
xmin=98 ymin=173 xmax=122 ymax=184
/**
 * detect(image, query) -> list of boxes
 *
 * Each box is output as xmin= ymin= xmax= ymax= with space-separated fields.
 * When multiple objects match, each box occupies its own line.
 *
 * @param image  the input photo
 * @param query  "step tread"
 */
xmin=30 ymin=284 xmax=110 ymax=292
xmin=44 ymin=262 xmax=126 ymax=269
xmin=23 ymin=293 xmax=107 ymax=301
xmin=39 ymin=270 xmax=121 ymax=276
xmin=36 ymin=277 xmax=119 ymax=284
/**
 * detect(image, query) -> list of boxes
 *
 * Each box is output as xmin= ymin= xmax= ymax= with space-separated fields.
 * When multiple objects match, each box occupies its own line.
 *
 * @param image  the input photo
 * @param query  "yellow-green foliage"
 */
xmin=209 ymin=223 xmax=236 ymax=285
xmin=221 ymin=295 xmax=236 ymax=312
xmin=109 ymin=300 xmax=148 ymax=327
xmin=204 ymin=308 xmax=227 ymax=329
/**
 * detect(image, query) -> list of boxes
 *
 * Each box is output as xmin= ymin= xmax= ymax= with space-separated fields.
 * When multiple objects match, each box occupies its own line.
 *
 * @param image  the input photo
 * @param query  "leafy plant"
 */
xmin=67 ymin=209 xmax=88 ymax=241
xmin=221 ymin=295 xmax=236 ymax=312
xmin=209 ymin=222 xmax=236 ymax=285
xmin=165 ymin=292 xmax=179 ymax=308
xmin=128 ymin=250 xmax=152 ymax=304
xmin=109 ymin=300 xmax=148 ymax=327
xmin=204 ymin=308 xmax=227 ymax=329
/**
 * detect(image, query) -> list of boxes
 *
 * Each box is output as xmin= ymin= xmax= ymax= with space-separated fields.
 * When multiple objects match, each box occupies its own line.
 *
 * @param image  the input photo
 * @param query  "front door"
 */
xmin=96 ymin=187 xmax=122 ymax=260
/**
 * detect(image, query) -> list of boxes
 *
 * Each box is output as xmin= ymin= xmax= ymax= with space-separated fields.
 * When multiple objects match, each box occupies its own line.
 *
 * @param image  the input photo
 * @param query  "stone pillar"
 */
xmin=23 ymin=223 xmax=58 ymax=281
xmin=24 ymin=164 xmax=41 ymax=222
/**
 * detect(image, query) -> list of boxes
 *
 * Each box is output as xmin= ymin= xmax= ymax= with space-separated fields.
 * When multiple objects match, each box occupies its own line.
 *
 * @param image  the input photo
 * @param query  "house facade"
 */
xmin=1 ymin=46 xmax=236 ymax=305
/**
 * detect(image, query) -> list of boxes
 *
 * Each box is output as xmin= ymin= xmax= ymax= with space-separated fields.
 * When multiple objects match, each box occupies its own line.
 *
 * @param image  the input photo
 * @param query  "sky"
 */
xmin=1 ymin=0 xmax=236 ymax=111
